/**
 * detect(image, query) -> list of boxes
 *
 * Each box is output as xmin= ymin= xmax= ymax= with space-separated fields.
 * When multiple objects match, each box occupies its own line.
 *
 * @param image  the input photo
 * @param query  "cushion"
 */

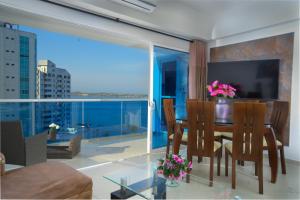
xmin=263 ymin=137 xmax=282 ymax=147
xmin=169 ymin=134 xmax=188 ymax=142
xmin=1 ymin=161 xmax=92 ymax=199
xmin=220 ymin=132 xmax=233 ymax=138
xmin=225 ymin=142 xmax=233 ymax=153
xmin=213 ymin=141 xmax=222 ymax=152
xmin=225 ymin=142 xmax=253 ymax=153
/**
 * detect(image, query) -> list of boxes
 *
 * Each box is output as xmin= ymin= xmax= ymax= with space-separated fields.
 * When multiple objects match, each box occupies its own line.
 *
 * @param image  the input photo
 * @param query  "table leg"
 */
xmin=264 ymin=128 xmax=278 ymax=183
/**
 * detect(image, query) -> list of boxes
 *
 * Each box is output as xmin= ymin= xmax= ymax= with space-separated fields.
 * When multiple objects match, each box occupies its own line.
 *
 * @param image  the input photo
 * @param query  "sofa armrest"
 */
xmin=0 ymin=152 xmax=5 ymax=176
xmin=25 ymin=132 xmax=48 ymax=165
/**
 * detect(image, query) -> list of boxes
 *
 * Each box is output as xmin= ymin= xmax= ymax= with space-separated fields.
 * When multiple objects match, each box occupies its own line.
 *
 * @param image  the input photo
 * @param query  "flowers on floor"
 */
xmin=207 ymin=80 xmax=236 ymax=98
xmin=157 ymin=154 xmax=192 ymax=181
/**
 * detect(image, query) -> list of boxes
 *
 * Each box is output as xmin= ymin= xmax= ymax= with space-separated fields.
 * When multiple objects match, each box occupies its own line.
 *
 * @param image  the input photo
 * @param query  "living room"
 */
xmin=0 ymin=0 xmax=299 ymax=199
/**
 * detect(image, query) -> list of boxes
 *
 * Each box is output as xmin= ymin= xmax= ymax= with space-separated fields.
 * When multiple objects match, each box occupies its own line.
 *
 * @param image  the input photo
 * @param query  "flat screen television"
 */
xmin=207 ymin=59 xmax=280 ymax=99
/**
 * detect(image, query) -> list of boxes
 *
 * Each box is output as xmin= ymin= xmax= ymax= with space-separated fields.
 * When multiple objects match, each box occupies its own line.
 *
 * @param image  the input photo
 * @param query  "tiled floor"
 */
xmin=50 ymin=134 xmax=147 ymax=169
xmin=78 ymin=150 xmax=300 ymax=199
xmin=47 ymin=136 xmax=300 ymax=199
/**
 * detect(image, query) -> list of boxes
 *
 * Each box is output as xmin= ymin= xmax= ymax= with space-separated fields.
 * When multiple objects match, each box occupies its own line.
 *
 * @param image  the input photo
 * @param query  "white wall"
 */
xmin=208 ymin=20 xmax=300 ymax=161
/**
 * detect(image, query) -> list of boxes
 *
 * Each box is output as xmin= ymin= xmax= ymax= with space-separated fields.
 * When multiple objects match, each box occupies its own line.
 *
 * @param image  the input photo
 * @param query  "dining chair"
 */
xmin=186 ymin=100 xmax=222 ymax=187
xmin=163 ymin=99 xmax=187 ymax=156
xmin=224 ymin=102 xmax=266 ymax=194
xmin=264 ymin=101 xmax=289 ymax=174
xmin=218 ymin=99 xmax=260 ymax=166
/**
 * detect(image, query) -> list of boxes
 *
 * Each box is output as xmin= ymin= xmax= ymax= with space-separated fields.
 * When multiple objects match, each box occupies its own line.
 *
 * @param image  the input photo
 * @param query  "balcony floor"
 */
xmin=48 ymin=133 xmax=147 ymax=169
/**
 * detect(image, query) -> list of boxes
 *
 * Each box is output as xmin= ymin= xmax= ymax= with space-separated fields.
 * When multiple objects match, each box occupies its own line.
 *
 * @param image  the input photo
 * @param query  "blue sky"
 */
xmin=20 ymin=26 xmax=149 ymax=94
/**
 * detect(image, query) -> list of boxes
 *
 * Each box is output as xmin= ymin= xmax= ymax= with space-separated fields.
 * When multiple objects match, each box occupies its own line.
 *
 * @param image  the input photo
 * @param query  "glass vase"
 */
xmin=166 ymin=178 xmax=179 ymax=187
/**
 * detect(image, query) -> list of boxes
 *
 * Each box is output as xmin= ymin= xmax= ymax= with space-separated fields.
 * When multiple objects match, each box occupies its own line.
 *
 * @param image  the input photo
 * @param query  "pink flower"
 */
xmin=211 ymin=90 xmax=218 ymax=96
xmin=188 ymin=161 xmax=192 ymax=169
xmin=207 ymin=85 xmax=213 ymax=93
xmin=228 ymin=91 xmax=235 ymax=97
xmin=157 ymin=170 xmax=163 ymax=174
xmin=229 ymin=86 xmax=236 ymax=91
xmin=216 ymin=89 xmax=225 ymax=95
xmin=172 ymin=154 xmax=179 ymax=160
xmin=212 ymin=80 xmax=219 ymax=88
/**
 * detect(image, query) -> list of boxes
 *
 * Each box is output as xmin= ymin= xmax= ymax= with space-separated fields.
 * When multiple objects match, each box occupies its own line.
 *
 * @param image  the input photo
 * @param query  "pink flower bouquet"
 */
xmin=207 ymin=80 xmax=236 ymax=98
xmin=157 ymin=154 xmax=192 ymax=181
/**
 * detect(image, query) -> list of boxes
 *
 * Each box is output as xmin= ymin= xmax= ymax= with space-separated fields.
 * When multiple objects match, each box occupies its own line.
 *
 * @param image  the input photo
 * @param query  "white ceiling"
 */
xmin=50 ymin=0 xmax=299 ymax=41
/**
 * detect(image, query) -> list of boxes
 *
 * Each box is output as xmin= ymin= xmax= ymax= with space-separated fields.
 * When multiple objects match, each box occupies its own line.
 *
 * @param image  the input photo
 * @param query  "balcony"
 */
xmin=0 ymin=99 xmax=148 ymax=168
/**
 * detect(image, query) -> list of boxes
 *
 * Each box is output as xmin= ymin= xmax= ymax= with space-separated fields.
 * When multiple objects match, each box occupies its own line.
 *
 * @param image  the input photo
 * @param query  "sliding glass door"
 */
xmin=152 ymin=46 xmax=189 ymax=148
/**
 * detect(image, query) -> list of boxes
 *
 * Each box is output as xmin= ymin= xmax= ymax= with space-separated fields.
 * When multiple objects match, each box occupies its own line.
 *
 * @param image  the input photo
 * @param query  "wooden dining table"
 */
xmin=172 ymin=120 xmax=279 ymax=184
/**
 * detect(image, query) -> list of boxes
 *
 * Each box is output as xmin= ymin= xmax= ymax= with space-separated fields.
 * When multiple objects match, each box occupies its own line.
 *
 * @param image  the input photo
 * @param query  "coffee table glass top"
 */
xmin=103 ymin=157 xmax=228 ymax=199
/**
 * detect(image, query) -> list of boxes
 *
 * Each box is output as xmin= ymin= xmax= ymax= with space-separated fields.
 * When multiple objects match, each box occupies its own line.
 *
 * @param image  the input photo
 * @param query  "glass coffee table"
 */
xmin=103 ymin=159 xmax=229 ymax=199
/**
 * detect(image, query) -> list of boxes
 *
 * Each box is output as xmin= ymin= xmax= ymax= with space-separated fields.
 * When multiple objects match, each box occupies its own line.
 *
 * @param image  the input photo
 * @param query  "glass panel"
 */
xmin=152 ymin=46 xmax=189 ymax=149
xmin=0 ymin=100 xmax=147 ymax=142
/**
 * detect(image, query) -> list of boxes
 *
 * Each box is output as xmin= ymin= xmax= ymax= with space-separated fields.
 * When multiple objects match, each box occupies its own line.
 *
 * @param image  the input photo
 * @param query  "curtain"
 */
xmin=188 ymin=40 xmax=207 ymax=100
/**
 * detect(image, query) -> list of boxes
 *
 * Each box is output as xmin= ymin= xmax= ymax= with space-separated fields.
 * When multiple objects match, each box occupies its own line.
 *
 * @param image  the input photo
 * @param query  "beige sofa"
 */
xmin=0 ymin=153 xmax=93 ymax=199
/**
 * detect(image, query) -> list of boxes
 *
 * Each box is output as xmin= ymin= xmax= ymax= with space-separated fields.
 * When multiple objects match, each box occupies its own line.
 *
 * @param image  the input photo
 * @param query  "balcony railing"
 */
xmin=0 ymin=99 xmax=148 ymax=141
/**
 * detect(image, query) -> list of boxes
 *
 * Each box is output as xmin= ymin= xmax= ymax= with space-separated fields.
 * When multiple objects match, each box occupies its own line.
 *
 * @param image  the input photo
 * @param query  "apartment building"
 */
xmin=0 ymin=22 xmax=36 ymax=99
xmin=36 ymin=59 xmax=71 ymax=99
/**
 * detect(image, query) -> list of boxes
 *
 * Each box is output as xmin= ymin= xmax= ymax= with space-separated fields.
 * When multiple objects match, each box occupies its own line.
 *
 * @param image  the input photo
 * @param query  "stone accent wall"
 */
xmin=210 ymin=33 xmax=294 ymax=145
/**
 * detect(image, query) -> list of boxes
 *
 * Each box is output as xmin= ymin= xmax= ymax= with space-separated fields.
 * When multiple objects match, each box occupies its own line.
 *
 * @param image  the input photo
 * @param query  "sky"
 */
xmin=20 ymin=25 xmax=149 ymax=94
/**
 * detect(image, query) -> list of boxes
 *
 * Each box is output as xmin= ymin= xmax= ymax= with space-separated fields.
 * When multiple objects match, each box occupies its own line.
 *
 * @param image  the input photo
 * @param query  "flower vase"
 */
xmin=166 ymin=178 xmax=179 ymax=187
xmin=215 ymin=97 xmax=233 ymax=123
xmin=48 ymin=127 xmax=57 ymax=140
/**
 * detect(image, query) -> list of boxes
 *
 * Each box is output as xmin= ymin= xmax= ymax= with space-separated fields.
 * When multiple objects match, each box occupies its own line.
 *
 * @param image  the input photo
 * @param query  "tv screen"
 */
xmin=207 ymin=59 xmax=279 ymax=99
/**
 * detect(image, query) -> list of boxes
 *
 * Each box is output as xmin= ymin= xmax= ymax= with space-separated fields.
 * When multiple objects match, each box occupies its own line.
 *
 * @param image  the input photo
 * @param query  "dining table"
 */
xmin=172 ymin=119 xmax=279 ymax=184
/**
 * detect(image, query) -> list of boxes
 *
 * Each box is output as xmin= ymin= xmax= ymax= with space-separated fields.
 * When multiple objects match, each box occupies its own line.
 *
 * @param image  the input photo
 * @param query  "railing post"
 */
xmin=82 ymin=102 xmax=84 ymax=134
xmin=31 ymin=102 xmax=35 ymax=135
xmin=121 ymin=101 xmax=123 ymax=135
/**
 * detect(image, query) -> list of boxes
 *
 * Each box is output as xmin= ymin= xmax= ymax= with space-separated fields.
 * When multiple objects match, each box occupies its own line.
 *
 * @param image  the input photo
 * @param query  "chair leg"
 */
xmin=209 ymin=155 xmax=214 ymax=187
xmin=217 ymin=149 xmax=221 ymax=176
xmin=241 ymin=161 xmax=245 ymax=166
xmin=232 ymin=158 xmax=236 ymax=189
xmin=279 ymin=147 xmax=287 ymax=174
xmin=198 ymin=156 xmax=203 ymax=163
xmin=255 ymin=162 xmax=258 ymax=176
xmin=258 ymin=158 xmax=263 ymax=194
xmin=225 ymin=150 xmax=229 ymax=177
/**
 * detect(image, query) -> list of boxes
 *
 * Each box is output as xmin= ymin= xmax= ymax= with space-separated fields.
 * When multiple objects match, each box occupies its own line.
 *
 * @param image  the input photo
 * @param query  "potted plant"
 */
xmin=49 ymin=123 xmax=60 ymax=140
xmin=157 ymin=154 xmax=192 ymax=187
xmin=207 ymin=80 xmax=237 ymax=123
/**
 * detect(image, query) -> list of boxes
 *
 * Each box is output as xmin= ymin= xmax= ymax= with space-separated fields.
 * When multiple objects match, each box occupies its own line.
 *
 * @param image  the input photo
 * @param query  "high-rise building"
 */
xmin=0 ymin=22 xmax=36 ymax=99
xmin=36 ymin=59 xmax=71 ymax=131
xmin=36 ymin=59 xmax=71 ymax=99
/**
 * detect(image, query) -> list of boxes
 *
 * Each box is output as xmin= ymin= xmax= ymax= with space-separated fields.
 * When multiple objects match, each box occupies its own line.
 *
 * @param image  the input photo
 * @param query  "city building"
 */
xmin=36 ymin=59 xmax=71 ymax=99
xmin=0 ymin=22 xmax=36 ymax=99
xmin=36 ymin=59 xmax=72 ymax=131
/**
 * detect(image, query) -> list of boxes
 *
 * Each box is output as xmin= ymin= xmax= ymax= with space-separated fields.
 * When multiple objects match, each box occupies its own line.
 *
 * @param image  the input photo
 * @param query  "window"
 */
xmin=19 ymin=36 xmax=30 ymax=99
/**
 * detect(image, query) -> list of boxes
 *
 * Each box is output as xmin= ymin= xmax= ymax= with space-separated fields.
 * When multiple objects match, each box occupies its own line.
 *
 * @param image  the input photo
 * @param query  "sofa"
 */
xmin=0 ymin=153 xmax=93 ymax=199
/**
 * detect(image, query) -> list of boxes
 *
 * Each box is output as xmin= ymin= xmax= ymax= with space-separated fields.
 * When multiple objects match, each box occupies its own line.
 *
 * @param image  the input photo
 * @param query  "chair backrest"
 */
xmin=163 ymin=99 xmax=176 ymax=136
xmin=270 ymin=101 xmax=289 ymax=144
xmin=0 ymin=121 xmax=25 ymax=165
xmin=232 ymin=102 xmax=266 ymax=161
xmin=187 ymin=100 xmax=215 ymax=157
